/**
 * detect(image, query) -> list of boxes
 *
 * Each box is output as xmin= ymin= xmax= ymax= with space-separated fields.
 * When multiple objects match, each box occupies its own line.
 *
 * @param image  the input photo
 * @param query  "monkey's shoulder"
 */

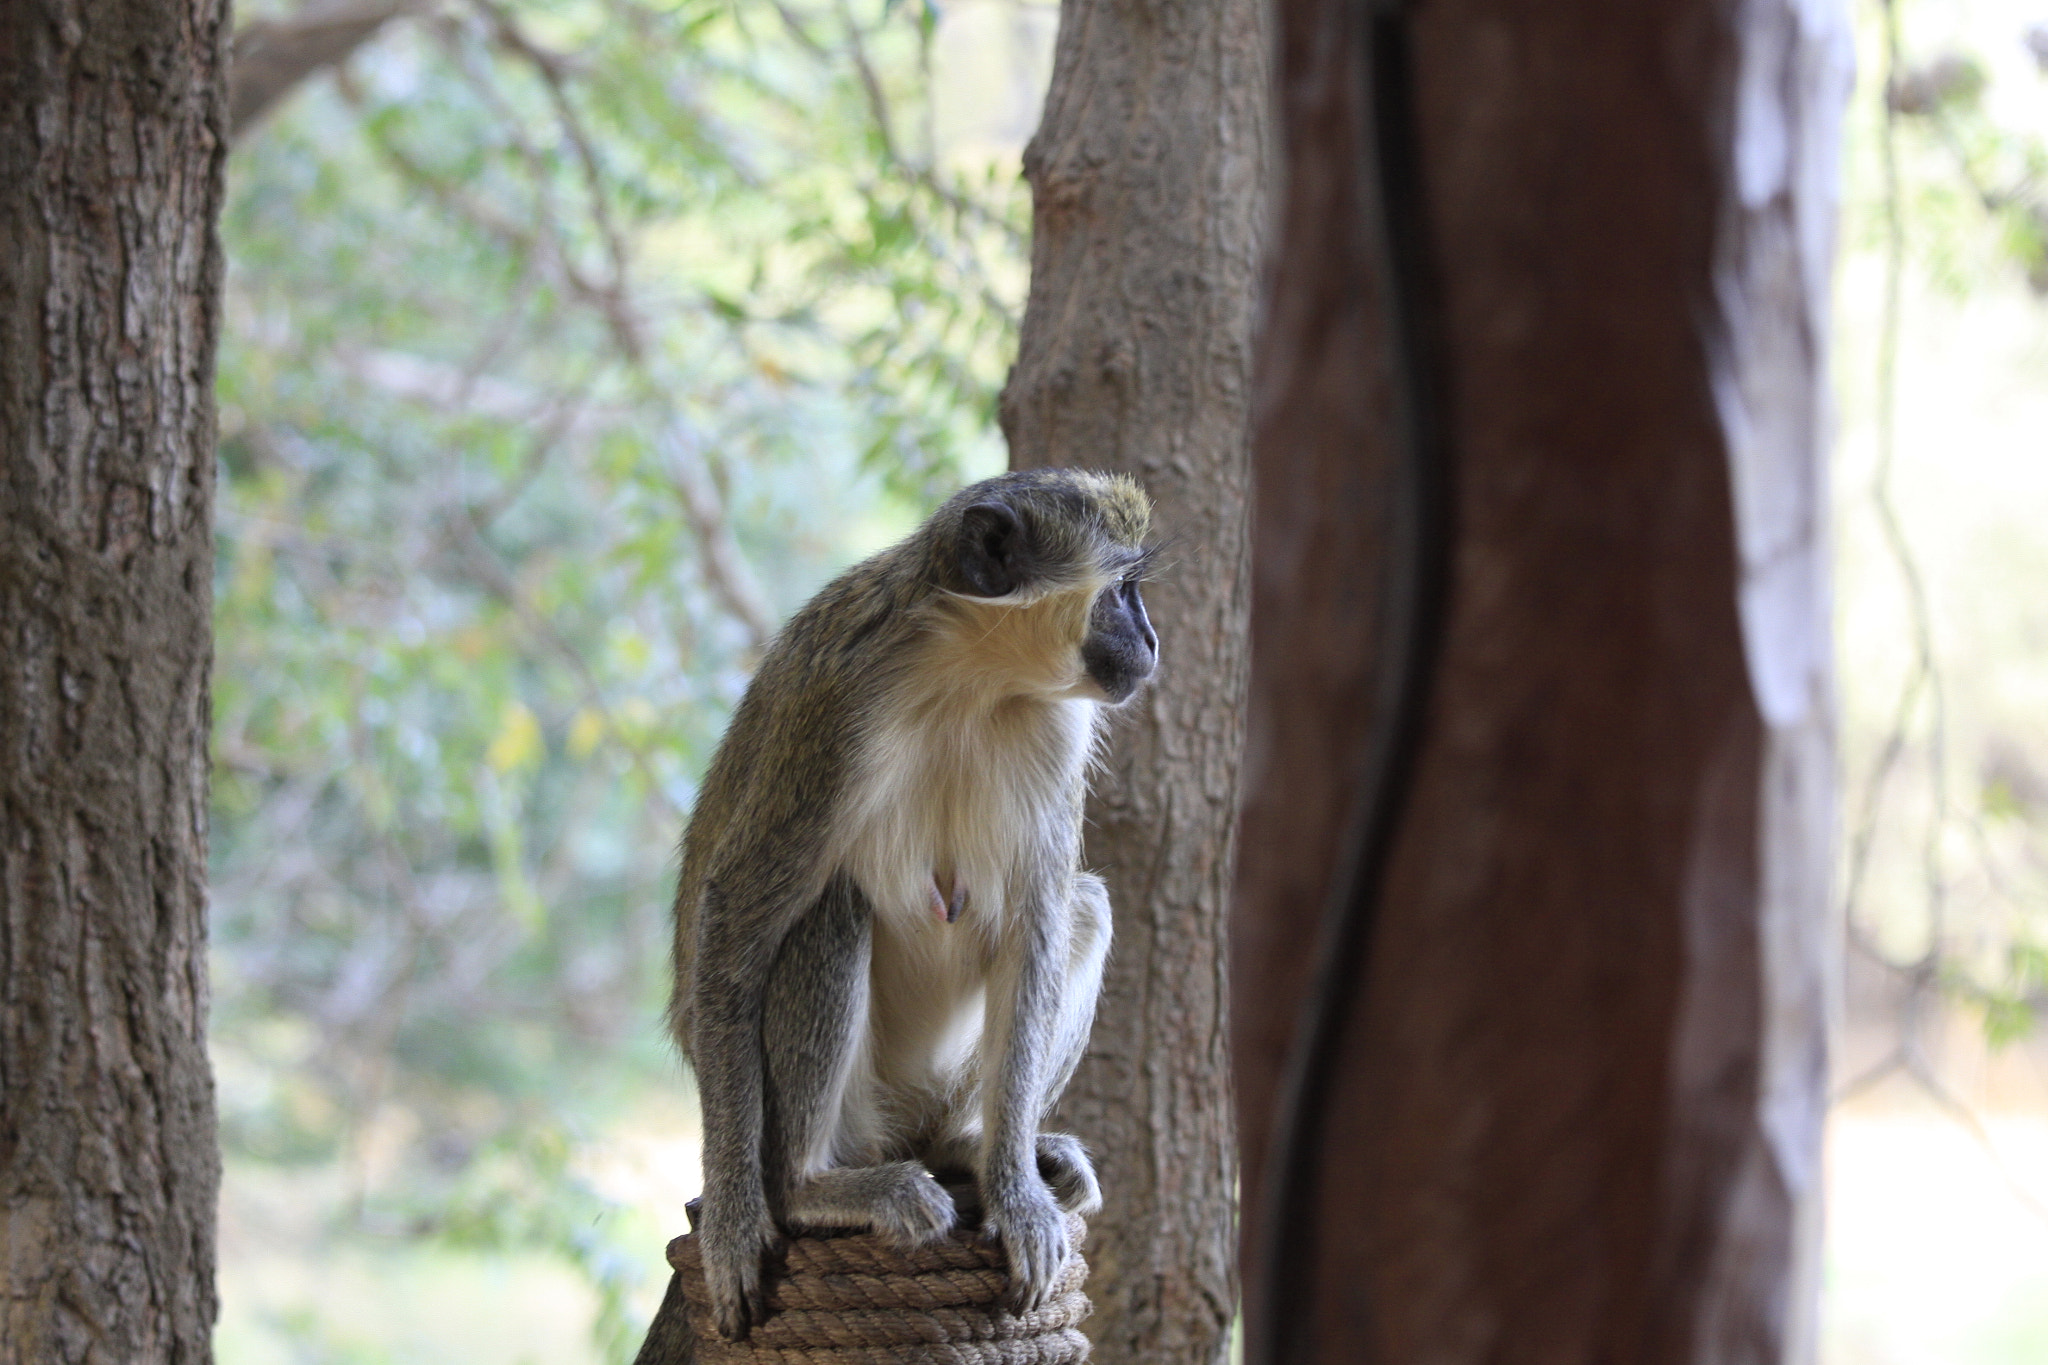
xmin=680 ymin=560 xmax=924 ymax=871
xmin=771 ymin=550 xmax=927 ymax=665
xmin=731 ymin=580 xmax=923 ymax=749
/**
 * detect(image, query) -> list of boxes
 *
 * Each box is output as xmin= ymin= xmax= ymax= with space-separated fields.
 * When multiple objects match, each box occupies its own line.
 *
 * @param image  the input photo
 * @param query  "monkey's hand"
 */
xmin=699 ymin=1194 xmax=783 ymax=1340
xmin=984 ymin=1183 xmax=1069 ymax=1314
xmin=1035 ymin=1133 xmax=1102 ymax=1217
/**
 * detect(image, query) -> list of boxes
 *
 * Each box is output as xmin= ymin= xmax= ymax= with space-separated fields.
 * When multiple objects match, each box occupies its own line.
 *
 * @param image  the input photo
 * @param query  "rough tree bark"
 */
xmin=998 ymin=0 xmax=1266 ymax=1359
xmin=0 ymin=0 xmax=230 ymax=1360
xmin=1234 ymin=0 xmax=1844 ymax=1362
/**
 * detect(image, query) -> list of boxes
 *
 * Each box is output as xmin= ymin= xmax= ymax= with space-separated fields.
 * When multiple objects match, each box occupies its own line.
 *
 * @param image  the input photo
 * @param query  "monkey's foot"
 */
xmin=1035 ymin=1133 xmax=1103 ymax=1217
xmin=784 ymin=1161 xmax=957 ymax=1247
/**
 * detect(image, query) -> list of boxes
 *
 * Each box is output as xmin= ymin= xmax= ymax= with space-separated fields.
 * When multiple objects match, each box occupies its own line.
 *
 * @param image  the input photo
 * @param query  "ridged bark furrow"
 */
xmin=0 ymin=0 xmax=229 ymax=1359
xmin=999 ymin=0 xmax=1268 ymax=1360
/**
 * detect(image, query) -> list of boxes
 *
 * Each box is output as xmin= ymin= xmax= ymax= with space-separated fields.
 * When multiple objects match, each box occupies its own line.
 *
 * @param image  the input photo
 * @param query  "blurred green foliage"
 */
xmin=210 ymin=0 xmax=1026 ymax=1357
xmin=1849 ymin=21 xmax=2048 ymax=297
xmin=1836 ymin=4 xmax=2048 ymax=1061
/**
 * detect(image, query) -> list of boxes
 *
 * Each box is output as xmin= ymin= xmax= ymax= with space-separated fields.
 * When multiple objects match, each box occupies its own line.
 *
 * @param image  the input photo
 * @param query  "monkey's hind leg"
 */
xmin=761 ymin=875 xmax=955 ymax=1248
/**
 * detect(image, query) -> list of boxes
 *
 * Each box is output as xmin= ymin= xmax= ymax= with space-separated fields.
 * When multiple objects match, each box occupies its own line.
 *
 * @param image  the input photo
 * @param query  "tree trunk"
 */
xmin=998 ymin=0 xmax=1267 ymax=1358
xmin=0 ymin=0 xmax=230 ymax=1360
xmin=1234 ymin=0 xmax=1844 ymax=1362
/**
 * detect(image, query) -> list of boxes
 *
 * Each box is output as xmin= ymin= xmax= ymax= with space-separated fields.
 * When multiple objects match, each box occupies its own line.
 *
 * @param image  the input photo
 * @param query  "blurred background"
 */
xmin=206 ymin=0 xmax=2048 ymax=1361
xmin=1830 ymin=4 xmax=2048 ymax=1362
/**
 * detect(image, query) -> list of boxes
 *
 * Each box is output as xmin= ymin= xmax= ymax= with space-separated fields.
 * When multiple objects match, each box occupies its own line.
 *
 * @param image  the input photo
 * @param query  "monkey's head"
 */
xmin=925 ymin=470 xmax=1159 ymax=705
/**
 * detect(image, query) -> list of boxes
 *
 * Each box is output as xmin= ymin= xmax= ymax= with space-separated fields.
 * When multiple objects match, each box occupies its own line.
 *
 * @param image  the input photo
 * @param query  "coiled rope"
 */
xmin=650 ymin=1213 xmax=1092 ymax=1365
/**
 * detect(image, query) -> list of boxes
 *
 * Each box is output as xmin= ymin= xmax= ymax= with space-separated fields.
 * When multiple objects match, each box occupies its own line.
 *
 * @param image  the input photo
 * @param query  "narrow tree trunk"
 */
xmin=1234 ymin=0 xmax=1844 ymax=1362
xmin=998 ymin=0 xmax=1267 ymax=1358
xmin=0 ymin=0 xmax=230 ymax=1360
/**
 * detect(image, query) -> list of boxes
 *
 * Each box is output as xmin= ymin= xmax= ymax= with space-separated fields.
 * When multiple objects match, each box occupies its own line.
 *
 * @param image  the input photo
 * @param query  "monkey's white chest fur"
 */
xmin=828 ymin=695 xmax=1098 ymax=1158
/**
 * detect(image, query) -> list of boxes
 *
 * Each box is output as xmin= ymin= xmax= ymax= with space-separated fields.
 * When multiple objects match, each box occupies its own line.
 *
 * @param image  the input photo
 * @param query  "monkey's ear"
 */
xmin=957 ymin=501 xmax=1027 ymax=598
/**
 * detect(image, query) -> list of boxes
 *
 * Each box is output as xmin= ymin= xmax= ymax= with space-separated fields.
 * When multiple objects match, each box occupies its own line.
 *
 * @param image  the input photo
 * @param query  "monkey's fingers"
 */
xmin=703 ymin=1229 xmax=781 ymax=1341
xmin=985 ymin=1194 xmax=1069 ymax=1315
xmin=705 ymin=1263 xmax=768 ymax=1341
xmin=704 ymin=1271 xmax=752 ymax=1340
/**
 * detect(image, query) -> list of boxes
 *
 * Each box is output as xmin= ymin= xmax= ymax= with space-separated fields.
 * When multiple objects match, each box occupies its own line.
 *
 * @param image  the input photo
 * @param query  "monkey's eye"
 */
xmin=1118 ymin=548 xmax=1159 ymax=588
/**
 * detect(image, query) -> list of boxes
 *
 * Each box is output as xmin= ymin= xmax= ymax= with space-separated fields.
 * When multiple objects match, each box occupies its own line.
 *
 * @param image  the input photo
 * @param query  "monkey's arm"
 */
xmin=691 ymin=811 xmax=844 ymax=1339
xmin=689 ymin=702 xmax=855 ymax=1340
xmin=690 ymin=862 xmax=810 ymax=1340
xmin=977 ymin=850 xmax=1082 ymax=1312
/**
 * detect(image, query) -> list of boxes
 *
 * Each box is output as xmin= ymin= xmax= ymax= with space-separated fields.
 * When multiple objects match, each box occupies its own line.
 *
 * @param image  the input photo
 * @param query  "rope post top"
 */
xmin=660 ymin=1212 xmax=1093 ymax=1365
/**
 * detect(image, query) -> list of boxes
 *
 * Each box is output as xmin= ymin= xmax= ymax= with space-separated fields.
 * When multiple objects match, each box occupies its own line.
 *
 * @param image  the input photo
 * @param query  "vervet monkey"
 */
xmin=669 ymin=469 xmax=1158 ymax=1340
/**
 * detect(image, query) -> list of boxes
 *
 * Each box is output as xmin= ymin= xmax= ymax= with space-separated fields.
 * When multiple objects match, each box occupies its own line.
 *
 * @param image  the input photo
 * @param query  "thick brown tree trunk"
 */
xmin=1235 ymin=1 xmax=1843 ymax=1363
xmin=0 ymin=0 xmax=230 ymax=1360
xmin=998 ymin=0 xmax=1267 ymax=1358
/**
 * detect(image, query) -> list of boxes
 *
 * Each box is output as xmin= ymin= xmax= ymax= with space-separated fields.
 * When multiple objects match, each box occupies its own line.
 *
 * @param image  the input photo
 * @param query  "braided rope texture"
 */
xmin=665 ymin=1213 xmax=1092 ymax=1365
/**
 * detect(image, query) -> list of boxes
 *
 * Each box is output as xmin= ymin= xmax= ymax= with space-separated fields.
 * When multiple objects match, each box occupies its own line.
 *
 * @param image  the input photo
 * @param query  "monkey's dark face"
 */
xmin=1081 ymin=576 xmax=1157 ymax=704
xmin=938 ymin=469 xmax=1159 ymax=705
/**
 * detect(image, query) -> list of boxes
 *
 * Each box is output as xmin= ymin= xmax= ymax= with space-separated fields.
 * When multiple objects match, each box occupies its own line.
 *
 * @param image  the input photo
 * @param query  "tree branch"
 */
xmin=230 ymin=0 xmax=425 ymax=141
xmin=657 ymin=423 xmax=777 ymax=652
